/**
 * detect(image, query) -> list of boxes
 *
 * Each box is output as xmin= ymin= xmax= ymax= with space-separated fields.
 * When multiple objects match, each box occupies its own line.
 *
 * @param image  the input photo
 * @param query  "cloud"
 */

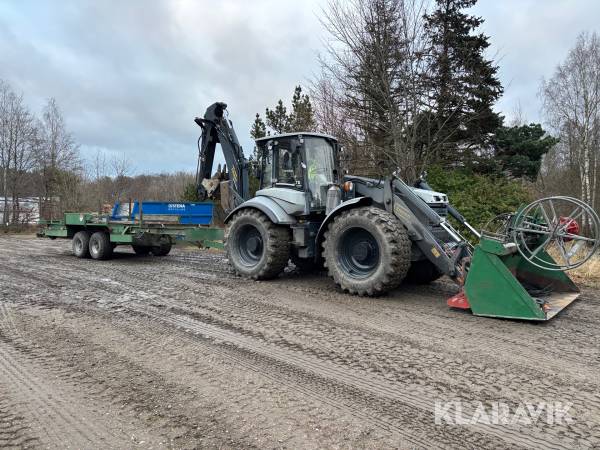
xmin=472 ymin=0 xmax=600 ymax=125
xmin=0 ymin=0 xmax=324 ymax=173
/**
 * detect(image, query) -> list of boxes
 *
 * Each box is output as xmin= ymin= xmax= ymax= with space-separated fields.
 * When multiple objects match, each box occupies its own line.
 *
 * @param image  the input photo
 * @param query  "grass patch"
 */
xmin=569 ymin=253 xmax=600 ymax=288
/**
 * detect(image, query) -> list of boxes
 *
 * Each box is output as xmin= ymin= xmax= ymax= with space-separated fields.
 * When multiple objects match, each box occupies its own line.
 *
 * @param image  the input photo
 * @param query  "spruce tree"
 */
xmin=424 ymin=0 xmax=503 ymax=164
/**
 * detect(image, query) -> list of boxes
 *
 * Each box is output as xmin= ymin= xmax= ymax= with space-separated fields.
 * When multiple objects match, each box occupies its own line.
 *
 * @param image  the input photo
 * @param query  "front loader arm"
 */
xmin=347 ymin=175 xmax=470 ymax=281
xmin=389 ymin=177 xmax=471 ymax=282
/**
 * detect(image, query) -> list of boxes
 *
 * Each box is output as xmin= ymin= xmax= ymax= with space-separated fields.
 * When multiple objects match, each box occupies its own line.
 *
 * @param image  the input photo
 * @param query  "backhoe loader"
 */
xmin=194 ymin=102 xmax=600 ymax=320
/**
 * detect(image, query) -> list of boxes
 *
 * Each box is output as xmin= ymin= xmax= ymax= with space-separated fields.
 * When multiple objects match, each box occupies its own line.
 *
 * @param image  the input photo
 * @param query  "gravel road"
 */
xmin=1 ymin=235 xmax=599 ymax=449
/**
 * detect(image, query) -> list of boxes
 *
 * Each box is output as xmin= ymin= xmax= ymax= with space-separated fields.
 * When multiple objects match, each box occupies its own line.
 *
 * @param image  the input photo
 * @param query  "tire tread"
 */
xmin=322 ymin=206 xmax=411 ymax=296
xmin=225 ymin=209 xmax=290 ymax=280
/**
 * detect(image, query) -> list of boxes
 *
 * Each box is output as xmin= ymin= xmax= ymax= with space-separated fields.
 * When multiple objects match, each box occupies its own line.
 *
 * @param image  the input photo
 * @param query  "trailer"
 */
xmin=37 ymin=201 xmax=224 ymax=260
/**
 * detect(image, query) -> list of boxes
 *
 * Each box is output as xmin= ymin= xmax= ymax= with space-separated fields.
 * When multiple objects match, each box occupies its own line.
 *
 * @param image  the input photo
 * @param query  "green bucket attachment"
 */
xmin=462 ymin=236 xmax=580 ymax=320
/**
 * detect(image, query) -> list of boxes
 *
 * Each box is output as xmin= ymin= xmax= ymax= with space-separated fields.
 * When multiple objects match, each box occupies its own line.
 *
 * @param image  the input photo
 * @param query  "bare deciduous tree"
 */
xmin=313 ymin=0 xmax=439 ymax=179
xmin=0 ymin=80 xmax=38 ymax=224
xmin=38 ymin=97 xmax=81 ymax=215
xmin=0 ymin=82 xmax=197 ymax=222
xmin=110 ymin=153 xmax=132 ymax=204
xmin=541 ymin=31 xmax=600 ymax=214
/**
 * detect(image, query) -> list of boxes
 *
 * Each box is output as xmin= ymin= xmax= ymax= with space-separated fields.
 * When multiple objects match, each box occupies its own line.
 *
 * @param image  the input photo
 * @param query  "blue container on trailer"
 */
xmin=111 ymin=201 xmax=214 ymax=225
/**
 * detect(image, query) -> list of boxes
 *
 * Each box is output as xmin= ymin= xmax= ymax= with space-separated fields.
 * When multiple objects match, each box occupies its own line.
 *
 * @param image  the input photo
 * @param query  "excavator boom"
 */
xmin=194 ymin=102 xmax=248 ymax=211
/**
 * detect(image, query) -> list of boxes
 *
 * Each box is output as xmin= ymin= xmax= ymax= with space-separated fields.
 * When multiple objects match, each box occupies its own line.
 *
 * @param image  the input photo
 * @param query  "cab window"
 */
xmin=275 ymin=138 xmax=303 ymax=188
xmin=258 ymin=142 xmax=272 ymax=188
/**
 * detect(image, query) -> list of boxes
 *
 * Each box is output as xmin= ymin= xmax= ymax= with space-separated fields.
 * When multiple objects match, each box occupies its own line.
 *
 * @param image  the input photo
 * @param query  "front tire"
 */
xmin=323 ymin=206 xmax=411 ymax=296
xmin=89 ymin=231 xmax=113 ymax=260
xmin=225 ymin=209 xmax=291 ymax=279
xmin=72 ymin=231 xmax=91 ymax=258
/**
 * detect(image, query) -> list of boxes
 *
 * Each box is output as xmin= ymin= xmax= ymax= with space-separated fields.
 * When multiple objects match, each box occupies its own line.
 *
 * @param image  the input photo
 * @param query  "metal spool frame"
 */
xmin=509 ymin=196 xmax=600 ymax=271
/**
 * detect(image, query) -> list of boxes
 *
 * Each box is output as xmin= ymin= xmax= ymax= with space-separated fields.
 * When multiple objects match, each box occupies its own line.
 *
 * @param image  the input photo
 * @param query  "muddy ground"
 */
xmin=0 ymin=235 xmax=599 ymax=449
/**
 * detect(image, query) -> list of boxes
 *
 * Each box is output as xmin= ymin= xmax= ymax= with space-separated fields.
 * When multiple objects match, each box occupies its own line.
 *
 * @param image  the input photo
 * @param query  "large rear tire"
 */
xmin=323 ymin=206 xmax=411 ymax=296
xmin=72 ymin=231 xmax=91 ymax=258
xmin=225 ymin=209 xmax=291 ymax=280
xmin=89 ymin=231 xmax=113 ymax=260
xmin=404 ymin=259 xmax=443 ymax=284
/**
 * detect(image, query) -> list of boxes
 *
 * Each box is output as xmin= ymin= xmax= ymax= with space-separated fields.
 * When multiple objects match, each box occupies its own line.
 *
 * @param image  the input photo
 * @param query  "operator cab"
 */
xmin=255 ymin=133 xmax=339 ymax=212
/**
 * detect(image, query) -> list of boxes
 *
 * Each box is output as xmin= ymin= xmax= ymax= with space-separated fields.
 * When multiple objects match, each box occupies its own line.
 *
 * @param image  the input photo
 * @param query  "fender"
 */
xmin=314 ymin=196 xmax=373 ymax=257
xmin=224 ymin=196 xmax=297 ymax=225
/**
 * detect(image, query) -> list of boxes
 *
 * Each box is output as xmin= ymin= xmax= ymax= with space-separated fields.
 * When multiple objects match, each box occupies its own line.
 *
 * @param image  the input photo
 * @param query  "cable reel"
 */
xmin=510 ymin=196 xmax=600 ymax=271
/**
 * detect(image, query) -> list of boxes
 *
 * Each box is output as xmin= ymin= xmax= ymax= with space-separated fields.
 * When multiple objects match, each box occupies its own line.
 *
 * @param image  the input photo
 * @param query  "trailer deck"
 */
xmin=37 ymin=202 xmax=225 ymax=258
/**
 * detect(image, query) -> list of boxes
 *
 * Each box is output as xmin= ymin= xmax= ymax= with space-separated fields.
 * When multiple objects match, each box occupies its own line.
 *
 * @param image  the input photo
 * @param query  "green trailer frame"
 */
xmin=38 ymin=212 xmax=225 ymax=253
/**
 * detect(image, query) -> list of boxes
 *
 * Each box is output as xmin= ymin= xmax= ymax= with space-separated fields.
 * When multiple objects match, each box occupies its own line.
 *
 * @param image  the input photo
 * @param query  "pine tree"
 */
xmin=249 ymin=113 xmax=267 ymax=189
xmin=265 ymin=100 xmax=291 ymax=134
xmin=250 ymin=113 xmax=266 ymax=140
xmin=424 ymin=0 xmax=503 ymax=164
xmin=253 ymin=86 xmax=316 ymax=137
xmin=289 ymin=86 xmax=315 ymax=131
xmin=494 ymin=123 xmax=558 ymax=181
xmin=181 ymin=182 xmax=200 ymax=201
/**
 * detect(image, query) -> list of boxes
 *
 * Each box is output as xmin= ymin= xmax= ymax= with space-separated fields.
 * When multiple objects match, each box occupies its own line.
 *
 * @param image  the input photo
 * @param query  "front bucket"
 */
xmin=462 ymin=237 xmax=580 ymax=320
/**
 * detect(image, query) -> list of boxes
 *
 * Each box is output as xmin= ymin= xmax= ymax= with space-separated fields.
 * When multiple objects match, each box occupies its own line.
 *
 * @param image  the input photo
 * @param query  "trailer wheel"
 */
xmin=89 ymin=231 xmax=113 ymax=260
xmin=152 ymin=243 xmax=172 ymax=256
xmin=132 ymin=245 xmax=151 ymax=255
xmin=404 ymin=259 xmax=443 ymax=284
xmin=323 ymin=206 xmax=411 ymax=296
xmin=72 ymin=231 xmax=91 ymax=258
xmin=225 ymin=209 xmax=291 ymax=279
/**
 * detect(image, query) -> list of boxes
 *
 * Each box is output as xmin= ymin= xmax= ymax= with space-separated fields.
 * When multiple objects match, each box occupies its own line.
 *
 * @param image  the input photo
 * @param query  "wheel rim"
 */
xmin=91 ymin=239 xmax=100 ymax=255
xmin=337 ymin=227 xmax=380 ymax=278
xmin=75 ymin=238 xmax=83 ymax=253
xmin=237 ymin=224 xmax=264 ymax=266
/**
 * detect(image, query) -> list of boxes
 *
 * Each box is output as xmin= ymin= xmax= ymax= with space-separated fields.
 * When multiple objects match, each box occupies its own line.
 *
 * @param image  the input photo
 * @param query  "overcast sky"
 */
xmin=1 ymin=0 xmax=599 ymax=174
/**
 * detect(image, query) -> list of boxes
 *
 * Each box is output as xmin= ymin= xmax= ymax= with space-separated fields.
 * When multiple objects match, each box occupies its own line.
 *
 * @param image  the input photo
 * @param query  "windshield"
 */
xmin=304 ymin=136 xmax=336 ymax=209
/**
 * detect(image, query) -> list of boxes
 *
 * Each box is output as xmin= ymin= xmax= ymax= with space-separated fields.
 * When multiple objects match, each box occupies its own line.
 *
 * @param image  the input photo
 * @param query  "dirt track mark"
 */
xmin=0 ymin=309 xmax=130 ymax=448
xmin=37 ymin=252 xmax=599 ymax=434
xmin=2 ymin=278 xmax=581 ymax=450
xmin=2 ymin=236 xmax=600 ymax=448
xmin=3 ymin=304 xmax=397 ymax=449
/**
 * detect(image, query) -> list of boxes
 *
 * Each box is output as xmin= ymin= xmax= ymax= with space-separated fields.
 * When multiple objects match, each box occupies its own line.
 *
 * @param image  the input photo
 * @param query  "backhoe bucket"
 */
xmin=461 ymin=237 xmax=579 ymax=320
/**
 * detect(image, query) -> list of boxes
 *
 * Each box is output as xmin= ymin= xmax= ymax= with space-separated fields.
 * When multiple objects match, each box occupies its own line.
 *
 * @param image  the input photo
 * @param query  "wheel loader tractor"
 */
xmin=195 ymin=102 xmax=600 ymax=321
